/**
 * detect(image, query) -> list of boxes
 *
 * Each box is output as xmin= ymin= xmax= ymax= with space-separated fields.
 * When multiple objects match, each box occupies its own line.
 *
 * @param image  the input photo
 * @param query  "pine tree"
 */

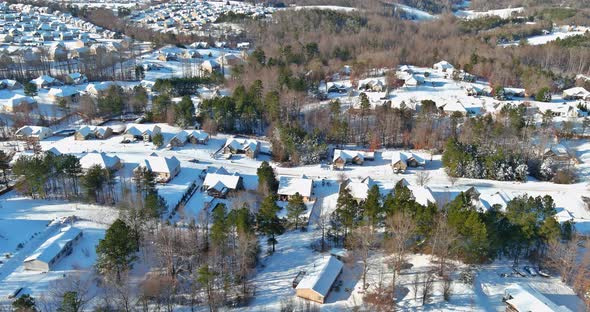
xmin=174 ymin=95 xmax=195 ymax=128
xmin=12 ymin=294 xmax=36 ymax=312
xmin=363 ymin=184 xmax=382 ymax=227
xmin=152 ymin=133 xmax=164 ymax=147
xmin=24 ymin=82 xmax=37 ymax=97
xmin=286 ymin=192 xmax=306 ymax=230
xmin=257 ymin=195 xmax=284 ymax=253
xmin=57 ymin=291 xmax=82 ymax=312
xmin=334 ymin=187 xmax=361 ymax=239
xmin=210 ymin=204 xmax=228 ymax=246
xmin=256 ymin=161 xmax=278 ymax=195
xmin=96 ymin=219 xmax=138 ymax=282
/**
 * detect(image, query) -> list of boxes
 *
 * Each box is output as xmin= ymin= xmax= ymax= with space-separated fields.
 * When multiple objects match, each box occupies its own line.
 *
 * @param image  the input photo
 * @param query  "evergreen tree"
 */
xmin=363 ymin=184 xmax=382 ymax=227
xmin=57 ymin=291 xmax=82 ymax=312
xmin=24 ymin=82 xmax=38 ymax=97
xmin=152 ymin=133 xmax=164 ymax=147
xmin=333 ymin=186 xmax=361 ymax=239
xmin=175 ymin=95 xmax=195 ymax=128
xmin=12 ymin=294 xmax=36 ymax=312
xmin=256 ymin=161 xmax=278 ymax=194
xmin=286 ymin=192 xmax=306 ymax=229
xmin=96 ymin=219 xmax=138 ymax=282
xmin=210 ymin=204 xmax=228 ymax=246
xmin=257 ymin=195 xmax=284 ymax=252
xmin=80 ymin=165 xmax=108 ymax=203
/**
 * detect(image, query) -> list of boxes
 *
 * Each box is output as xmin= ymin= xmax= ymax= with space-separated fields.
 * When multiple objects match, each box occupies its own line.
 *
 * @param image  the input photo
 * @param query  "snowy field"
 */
xmin=291 ymin=5 xmax=357 ymax=13
xmin=455 ymin=7 xmax=524 ymax=19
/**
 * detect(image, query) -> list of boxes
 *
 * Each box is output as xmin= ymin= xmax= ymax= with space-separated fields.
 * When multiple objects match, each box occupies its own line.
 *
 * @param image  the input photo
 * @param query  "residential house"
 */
xmin=200 ymin=60 xmax=221 ymax=73
xmin=503 ymin=283 xmax=573 ymax=312
xmin=187 ymin=130 xmax=209 ymax=144
xmin=48 ymin=86 xmax=79 ymax=103
xmin=543 ymin=143 xmax=577 ymax=164
xmin=407 ymin=185 xmax=437 ymax=206
xmin=404 ymin=75 xmax=425 ymax=87
xmin=85 ymin=81 xmax=114 ymax=96
xmin=332 ymin=149 xmax=374 ymax=170
xmin=0 ymin=92 xmax=36 ymax=112
xmin=223 ymin=138 xmax=260 ymax=159
xmin=65 ymin=72 xmax=88 ymax=85
xmin=23 ymin=226 xmax=82 ymax=272
xmin=391 ymin=151 xmax=425 ymax=173
xmin=168 ymin=130 xmax=189 ymax=148
xmin=277 ymin=175 xmax=313 ymax=202
xmin=15 ymin=126 xmax=52 ymax=140
xmin=31 ymin=75 xmax=62 ymax=89
xmin=217 ymin=54 xmax=242 ymax=66
xmin=124 ymin=124 xmax=162 ymax=142
xmin=340 ymin=177 xmax=374 ymax=202
xmin=0 ymin=79 xmax=22 ymax=90
xmin=562 ymin=87 xmax=590 ymax=100
xmin=135 ymin=154 xmax=181 ymax=183
xmin=79 ymin=152 xmax=122 ymax=171
xmin=358 ymin=78 xmax=385 ymax=92
xmin=74 ymin=126 xmax=113 ymax=140
xmin=202 ymin=167 xmax=243 ymax=198
xmin=326 ymin=82 xmax=348 ymax=94
xmin=48 ymin=41 xmax=67 ymax=61
xmin=295 ymin=256 xmax=343 ymax=304
xmin=433 ymin=60 xmax=454 ymax=73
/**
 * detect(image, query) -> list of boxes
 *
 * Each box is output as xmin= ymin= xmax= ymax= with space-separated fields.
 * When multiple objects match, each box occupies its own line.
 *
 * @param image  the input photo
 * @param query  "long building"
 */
xmin=24 ymin=226 xmax=83 ymax=272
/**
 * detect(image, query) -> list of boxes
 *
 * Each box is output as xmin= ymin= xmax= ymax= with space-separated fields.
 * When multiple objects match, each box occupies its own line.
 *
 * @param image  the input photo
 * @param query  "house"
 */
xmin=182 ymin=50 xmax=201 ymax=59
xmin=407 ymin=186 xmax=437 ymax=206
xmin=168 ymin=130 xmax=189 ymax=148
xmin=358 ymin=78 xmax=385 ymax=92
xmin=85 ymin=81 xmax=114 ymax=96
xmin=65 ymin=72 xmax=88 ymax=85
xmin=202 ymin=167 xmax=243 ymax=198
xmin=340 ymin=177 xmax=374 ymax=202
xmin=433 ymin=60 xmax=454 ymax=73
xmin=277 ymin=175 xmax=313 ymax=202
xmin=48 ymin=42 xmax=67 ymax=61
xmin=562 ymin=87 xmax=590 ymax=100
xmin=0 ymin=92 xmax=36 ymax=112
xmin=124 ymin=124 xmax=162 ymax=142
xmin=31 ymin=75 xmax=61 ymax=89
xmin=157 ymin=52 xmax=178 ymax=62
xmin=295 ymin=256 xmax=343 ymax=304
xmin=223 ymin=138 xmax=260 ymax=159
xmin=474 ymin=191 xmax=510 ymax=212
xmin=135 ymin=155 xmax=181 ymax=183
xmin=200 ymin=60 xmax=221 ymax=73
xmin=79 ymin=152 xmax=122 ymax=171
xmin=74 ymin=126 xmax=113 ymax=140
xmin=23 ymin=226 xmax=82 ymax=272
xmin=0 ymin=79 xmax=22 ymax=90
xmin=543 ymin=143 xmax=575 ymax=164
xmin=48 ymin=86 xmax=79 ymax=103
xmin=326 ymin=82 xmax=348 ymax=94
xmin=503 ymin=283 xmax=573 ymax=312
xmin=187 ymin=130 xmax=209 ymax=144
xmin=391 ymin=152 xmax=425 ymax=173
xmin=404 ymin=75 xmax=424 ymax=87
xmin=332 ymin=149 xmax=374 ymax=170
xmin=15 ymin=126 xmax=52 ymax=140
xmin=217 ymin=54 xmax=243 ymax=66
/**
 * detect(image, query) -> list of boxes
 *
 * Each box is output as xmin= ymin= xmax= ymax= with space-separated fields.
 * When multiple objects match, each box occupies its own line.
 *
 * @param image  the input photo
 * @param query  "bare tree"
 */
xmin=48 ymin=272 xmax=95 ymax=312
xmin=447 ymin=174 xmax=459 ymax=187
xmin=431 ymin=215 xmax=459 ymax=277
xmin=349 ymin=225 xmax=376 ymax=290
xmin=386 ymin=212 xmax=416 ymax=294
xmin=545 ymin=236 xmax=580 ymax=285
xmin=313 ymin=208 xmax=331 ymax=252
xmin=442 ymin=274 xmax=453 ymax=301
xmin=420 ymin=272 xmax=436 ymax=306
xmin=415 ymin=171 xmax=431 ymax=186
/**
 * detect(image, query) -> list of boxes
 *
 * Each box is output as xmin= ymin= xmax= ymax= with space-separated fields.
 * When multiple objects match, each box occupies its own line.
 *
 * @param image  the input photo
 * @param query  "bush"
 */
xmin=553 ymin=169 xmax=576 ymax=184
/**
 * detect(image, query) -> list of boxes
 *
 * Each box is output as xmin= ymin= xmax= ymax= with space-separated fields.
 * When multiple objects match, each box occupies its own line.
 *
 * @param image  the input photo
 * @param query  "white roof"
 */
xmin=333 ymin=149 xmax=365 ymax=163
xmin=478 ymin=191 xmax=510 ymax=211
xmin=505 ymin=283 xmax=573 ymax=312
xmin=125 ymin=124 xmax=160 ymax=136
xmin=137 ymin=155 xmax=180 ymax=174
xmin=203 ymin=167 xmax=241 ymax=191
xmin=186 ymin=129 xmax=209 ymax=141
xmin=407 ymin=186 xmax=436 ymax=206
xmin=344 ymin=177 xmax=374 ymax=200
xmin=224 ymin=137 xmax=259 ymax=152
xmin=48 ymin=86 xmax=78 ymax=97
xmin=15 ymin=125 xmax=51 ymax=137
xmin=0 ymin=91 xmax=35 ymax=107
xmin=24 ymin=226 xmax=81 ymax=264
xmin=434 ymin=60 xmax=454 ymax=70
xmin=296 ymin=255 xmax=343 ymax=297
xmin=31 ymin=74 xmax=57 ymax=85
xmin=79 ymin=152 xmax=120 ymax=170
xmin=278 ymin=176 xmax=313 ymax=198
xmin=563 ymin=87 xmax=589 ymax=97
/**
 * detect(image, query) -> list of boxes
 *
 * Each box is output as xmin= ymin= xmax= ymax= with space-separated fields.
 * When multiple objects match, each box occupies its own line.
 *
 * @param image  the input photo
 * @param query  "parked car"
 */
xmin=538 ymin=269 xmax=551 ymax=278
xmin=524 ymin=266 xmax=537 ymax=276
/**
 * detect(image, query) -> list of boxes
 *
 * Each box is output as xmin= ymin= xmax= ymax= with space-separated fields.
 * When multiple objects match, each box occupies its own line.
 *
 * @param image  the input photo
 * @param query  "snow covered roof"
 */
xmin=407 ymin=186 xmax=436 ymax=206
xmin=333 ymin=149 xmax=369 ymax=162
xmin=478 ymin=191 xmax=510 ymax=211
xmin=0 ymin=91 xmax=35 ymax=107
xmin=79 ymin=152 xmax=120 ymax=170
xmin=31 ymin=74 xmax=58 ymax=85
xmin=563 ymin=87 xmax=589 ymax=98
xmin=224 ymin=137 xmax=259 ymax=152
xmin=137 ymin=155 xmax=180 ymax=174
xmin=296 ymin=255 xmax=343 ymax=297
xmin=48 ymin=86 xmax=78 ymax=97
xmin=125 ymin=124 xmax=160 ymax=136
xmin=15 ymin=125 xmax=51 ymax=137
xmin=24 ymin=226 xmax=82 ymax=264
xmin=204 ymin=167 xmax=241 ymax=191
xmin=278 ymin=176 xmax=313 ymax=198
xmin=504 ymin=283 xmax=573 ymax=312
xmin=433 ymin=60 xmax=454 ymax=70
xmin=186 ymin=129 xmax=209 ymax=141
xmin=344 ymin=177 xmax=374 ymax=200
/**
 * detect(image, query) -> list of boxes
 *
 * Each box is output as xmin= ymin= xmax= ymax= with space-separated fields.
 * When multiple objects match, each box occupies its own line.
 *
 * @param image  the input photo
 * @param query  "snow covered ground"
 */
xmin=393 ymin=3 xmax=437 ymax=21
xmin=455 ymin=7 xmax=524 ymax=19
xmin=291 ymin=5 xmax=357 ymax=13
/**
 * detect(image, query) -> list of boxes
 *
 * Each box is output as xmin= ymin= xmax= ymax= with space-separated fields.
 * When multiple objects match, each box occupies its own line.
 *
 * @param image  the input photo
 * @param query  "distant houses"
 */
xmin=391 ymin=151 xmax=425 ymax=173
xmin=295 ymin=255 xmax=343 ymax=304
xmin=223 ymin=137 xmax=260 ymax=159
xmin=79 ymin=152 xmax=122 ymax=171
xmin=202 ymin=167 xmax=243 ymax=198
xmin=134 ymin=154 xmax=181 ymax=183
xmin=168 ymin=130 xmax=209 ymax=148
xmin=332 ymin=149 xmax=374 ymax=170
xmin=75 ymin=126 xmax=113 ymax=140
xmin=277 ymin=175 xmax=313 ymax=202
xmin=124 ymin=124 xmax=162 ymax=142
xmin=24 ymin=226 xmax=82 ymax=272
xmin=15 ymin=126 xmax=52 ymax=140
